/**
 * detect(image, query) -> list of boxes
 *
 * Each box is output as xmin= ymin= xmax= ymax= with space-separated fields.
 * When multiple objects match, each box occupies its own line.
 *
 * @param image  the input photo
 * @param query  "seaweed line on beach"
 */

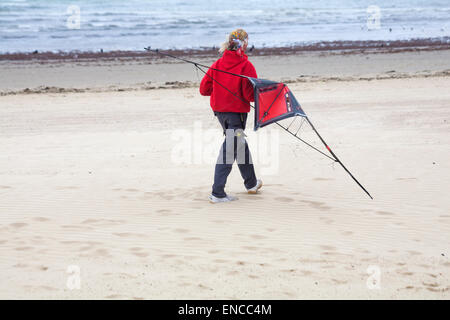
xmin=2 ymin=70 xmax=450 ymax=97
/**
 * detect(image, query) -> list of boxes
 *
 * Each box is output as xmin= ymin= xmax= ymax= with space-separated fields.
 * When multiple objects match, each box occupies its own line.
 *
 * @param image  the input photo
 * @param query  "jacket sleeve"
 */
xmin=242 ymin=61 xmax=257 ymax=102
xmin=199 ymin=62 xmax=216 ymax=96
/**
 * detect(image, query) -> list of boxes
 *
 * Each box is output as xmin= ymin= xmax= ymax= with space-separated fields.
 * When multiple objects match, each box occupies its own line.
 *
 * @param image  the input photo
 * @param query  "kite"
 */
xmin=144 ymin=47 xmax=373 ymax=199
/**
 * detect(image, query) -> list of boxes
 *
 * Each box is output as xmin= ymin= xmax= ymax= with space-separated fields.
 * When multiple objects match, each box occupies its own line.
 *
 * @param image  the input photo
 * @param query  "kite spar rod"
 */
xmin=306 ymin=118 xmax=373 ymax=199
xmin=145 ymin=48 xmax=373 ymax=198
xmin=144 ymin=47 xmax=336 ymax=162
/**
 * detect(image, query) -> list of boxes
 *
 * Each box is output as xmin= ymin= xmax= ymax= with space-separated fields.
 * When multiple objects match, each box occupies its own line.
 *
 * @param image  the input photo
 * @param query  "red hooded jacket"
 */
xmin=199 ymin=50 xmax=257 ymax=113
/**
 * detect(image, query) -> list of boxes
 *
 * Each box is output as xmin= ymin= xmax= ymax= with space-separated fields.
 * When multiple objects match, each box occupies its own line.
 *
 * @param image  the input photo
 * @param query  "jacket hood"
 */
xmin=220 ymin=50 xmax=248 ymax=70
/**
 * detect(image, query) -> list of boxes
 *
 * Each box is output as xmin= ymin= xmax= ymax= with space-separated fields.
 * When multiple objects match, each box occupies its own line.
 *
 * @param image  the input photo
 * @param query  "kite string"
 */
xmin=194 ymin=63 xmax=200 ymax=82
xmin=286 ymin=117 xmax=296 ymax=130
xmin=145 ymin=47 xmax=249 ymax=79
xmin=276 ymin=121 xmax=336 ymax=161
xmin=294 ymin=117 xmax=305 ymax=136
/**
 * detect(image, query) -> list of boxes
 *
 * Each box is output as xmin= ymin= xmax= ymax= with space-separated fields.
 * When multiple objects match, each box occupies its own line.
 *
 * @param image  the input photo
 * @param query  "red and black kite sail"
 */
xmin=145 ymin=47 xmax=373 ymax=199
xmin=249 ymin=78 xmax=306 ymax=131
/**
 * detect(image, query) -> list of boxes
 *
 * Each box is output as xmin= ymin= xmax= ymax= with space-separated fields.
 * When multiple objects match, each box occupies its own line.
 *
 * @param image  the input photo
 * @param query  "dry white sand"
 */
xmin=0 ymin=50 xmax=449 ymax=299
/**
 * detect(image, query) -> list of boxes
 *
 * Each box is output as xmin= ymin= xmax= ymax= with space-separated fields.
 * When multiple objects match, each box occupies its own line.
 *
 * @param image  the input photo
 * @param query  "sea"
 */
xmin=0 ymin=0 xmax=449 ymax=53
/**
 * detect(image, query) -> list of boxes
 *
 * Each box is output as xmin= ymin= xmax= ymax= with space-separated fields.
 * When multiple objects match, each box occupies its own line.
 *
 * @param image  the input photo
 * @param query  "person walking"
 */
xmin=200 ymin=29 xmax=263 ymax=203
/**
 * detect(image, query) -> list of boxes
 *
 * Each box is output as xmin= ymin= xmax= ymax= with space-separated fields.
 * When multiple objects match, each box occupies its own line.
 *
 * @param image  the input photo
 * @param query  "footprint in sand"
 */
xmin=423 ymin=282 xmax=439 ymax=288
xmin=313 ymin=178 xmax=334 ymax=181
xmin=241 ymin=246 xmax=258 ymax=251
xmin=283 ymin=291 xmax=296 ymax=298
xmin=178 ymin=282 xmax=192 ymax=287
xmin=81 ymin=219 xmax=125 ymax=226
xmin=376 ymin=210 xmax=395 ymax=216
xmin=15 ymin=246 xmax=33 ymax=251
xmin=160 ymin=254 xmax=177 ymax=259
xmin=319 ymin=245 xmax=337 ymax=251
xmin=153 ymin=191 xmax=174 ymax=200
xmin=403 ymin=286 xmax=416 ymax=290
xmin=426 ymin=287 xmax=449 ymax=293
xmin=112 ymin=232 xmax=146 ymax=238
xmin=23 ymin=285 xmax=58 ymax=292
xmin=93 ymin=248 xmax=110 ymax=256
xmin=300 ymin=200 xmax=332 ymax=210
xmin=213 ymin=259 xmax=228 ymax=263
xmin=132 ymin=252 xmax=149 ymax=257
xmin=32 ymin=217 xmax=50 ymax=222
xmin=301 ymin=270 xmax=315 ymax=275
xmin=332 ymin=279 xmax=348 ymax=285
xmin=157 ymin=209 xmax=173 ymax=216
xmin=184 ymin=237 xmax=203 ymax=241
xmin=275 ymin=196 xmax=294 ymax=202
xmin=132 ymin=250 xmax=153 ymax=260
xmin=198 ymin=283 xmax=213 ymax=290
xmin=173 ymin=228 xmax=189 ymax=234
xmin=78 ymin=246 xmax=94 ymax=252
xmin=105 ymin=294 xmax=126 ymax=299
xmin=250 ymin=234 xmax=267 ymax=240
xmin=61 ymin=225 xmax=93 ymax=231
xmin=281 ymin=268 xmax=297 ymax=273
xmin=10 ymin=223 xmax=28 ymax=228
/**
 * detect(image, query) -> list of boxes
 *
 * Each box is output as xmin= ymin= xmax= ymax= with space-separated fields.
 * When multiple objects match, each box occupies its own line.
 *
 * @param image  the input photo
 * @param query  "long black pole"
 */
xmin=306 ymin=118 xmax=373 ymax=199
xmin=144 ymin=47 xmax=249 ymax=79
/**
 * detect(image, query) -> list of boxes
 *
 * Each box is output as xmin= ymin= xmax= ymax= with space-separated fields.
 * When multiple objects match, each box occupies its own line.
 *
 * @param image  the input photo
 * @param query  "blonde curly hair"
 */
xmin=219 ymin=28 xmax=249 ymax=54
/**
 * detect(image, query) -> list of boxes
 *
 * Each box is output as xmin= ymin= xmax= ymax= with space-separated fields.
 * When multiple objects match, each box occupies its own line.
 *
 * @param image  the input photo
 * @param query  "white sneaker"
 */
xmin=247 ymin=179 xmax=263 ymax=194
xmin=209 ymin=194 xmax=238 ymax=203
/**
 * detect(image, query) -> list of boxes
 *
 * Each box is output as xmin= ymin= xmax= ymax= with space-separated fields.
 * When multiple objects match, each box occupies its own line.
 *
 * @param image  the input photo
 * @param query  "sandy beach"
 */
xmin=0 ymin=47 xmax=449 ymax=299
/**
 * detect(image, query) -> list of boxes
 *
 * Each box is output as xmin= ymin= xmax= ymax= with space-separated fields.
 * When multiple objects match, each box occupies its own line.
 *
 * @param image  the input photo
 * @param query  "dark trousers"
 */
xmin=212 ymin=112 xmax=257 ymax=198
